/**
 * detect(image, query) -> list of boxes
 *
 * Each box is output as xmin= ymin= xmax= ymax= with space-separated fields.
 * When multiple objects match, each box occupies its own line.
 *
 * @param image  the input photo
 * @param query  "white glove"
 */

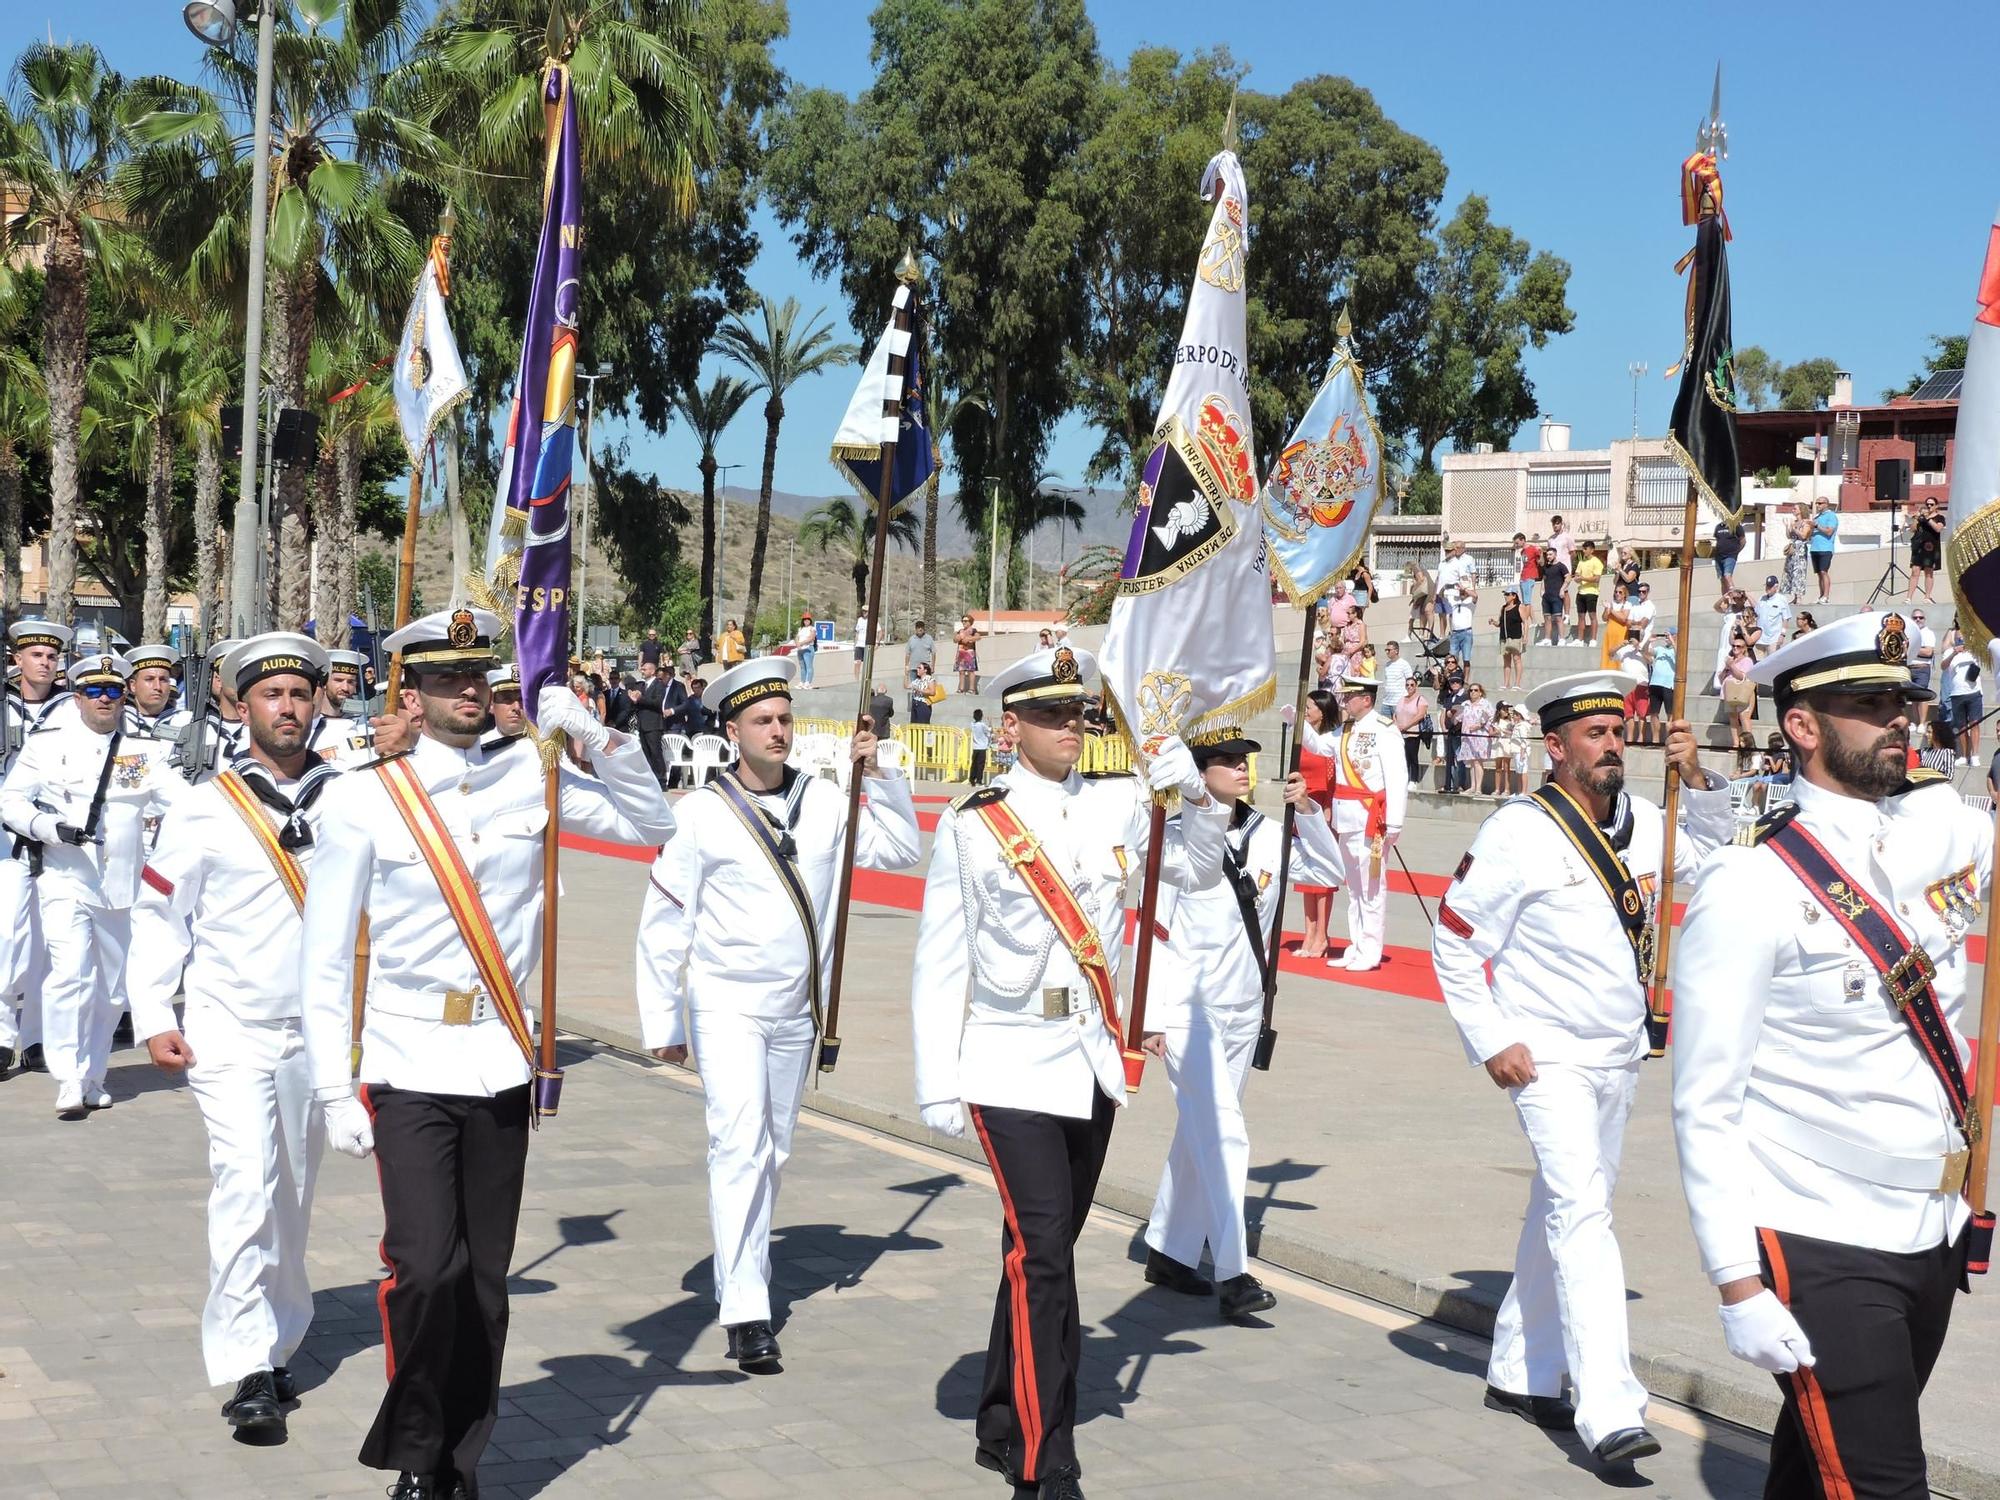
xmin=920 ymin=1101 xmax=966 ymax=1139
xmin=1718 ymin=1290 xmax=1815 ymax=1373
xmin=1383 ymin=828 xmax=1401 ymax=848
xmin=1144 ymin=736 xmax=1205 ymax=803
xmin=536 ymin=685 xmax=610 ymax=752
xmin=321 ymin=1093 xmax=376 ymax=1160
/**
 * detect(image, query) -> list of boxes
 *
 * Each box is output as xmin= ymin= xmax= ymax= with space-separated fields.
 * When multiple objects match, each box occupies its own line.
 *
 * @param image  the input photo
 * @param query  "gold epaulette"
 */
xmin=1733 ymin=802 xmax=1800 ymax=848
xmin=952 ymin=785 xmax=1008 ymax=813
xmin=1901 ymin=767 xmax=1948 ymax=790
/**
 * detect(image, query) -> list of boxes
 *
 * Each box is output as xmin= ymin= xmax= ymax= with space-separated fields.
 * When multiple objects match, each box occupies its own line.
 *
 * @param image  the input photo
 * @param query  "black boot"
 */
xmin=386 ymin=1475 xmax=441 ymax=1500
xmin=272 ymin=1366 xmax=296 ymax=1403
xmin=1038 ymin=1466 xmax=1086 ymax=1499
xmin=1142 ymin=1248 xmax=1212 ymax=1297
xmin=1216 ymin=1273 xmax=1277 ymax=1321
xmin=220 ymin=1370 xmax=284 ymax=1435
xmin=725 ymin=1320 xmax=781 ymax=1370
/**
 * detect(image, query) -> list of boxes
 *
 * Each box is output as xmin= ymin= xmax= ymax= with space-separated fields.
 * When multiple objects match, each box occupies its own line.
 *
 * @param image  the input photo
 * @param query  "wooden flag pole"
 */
xmin=535 ymin=750 xmax=561 ymax=1116
xmin=1122 ymin=800 xmax=1170 ymax=1093
xmin=1253 ymin=606 xmax=1321 ymax=1071
xmin=821 ymin=255 xmax=920 ymax=1074
xmin=1966 ymin=774 xmax=2000 ymax=1267
xmin=1645 ymin=480 xmax=1702 ymax=1055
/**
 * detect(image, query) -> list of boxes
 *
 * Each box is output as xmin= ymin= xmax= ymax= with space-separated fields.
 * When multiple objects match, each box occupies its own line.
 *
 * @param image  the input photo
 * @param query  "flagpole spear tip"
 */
xmin=1221 ymin=88 xmax=1239 ymax=151
xmin=895 ymin=247 xmax=922 ymax=285
xmin=439 ymin=203 xmax=456 ymax=236
xmin=1336 ymin=307 xmax=1353 ymax=344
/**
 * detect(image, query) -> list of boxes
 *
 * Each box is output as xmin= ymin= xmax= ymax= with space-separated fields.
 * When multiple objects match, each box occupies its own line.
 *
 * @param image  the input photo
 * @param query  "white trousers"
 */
xmin=1336 ymin=828 xmax=1387 ymax=967
xmin=691 ymin=1007 xmax=816 ymax=1325
xmin=0 ymin=858 xmax=42 ymax=1053
xmin=182 ymin=998 xmax=323 ymax=1386
xmin=38 ymin=892 xmax=127 ymax=1085
xmin=1145 ymin=1002 xmax=1259 ymax=1280
xmin=1487 ymin=1060 xmax=1648 ymax=1450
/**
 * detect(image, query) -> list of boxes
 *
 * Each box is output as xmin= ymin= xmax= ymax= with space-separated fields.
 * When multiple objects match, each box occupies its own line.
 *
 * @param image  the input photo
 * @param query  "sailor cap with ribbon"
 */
xmin=1749 ymin=609 xmax=1933 ymax=706
xmin=7 ymin=618 xmax=73 ymax=654
xmin=702 ymin=656 xmax=800 ymax=721
xmin=205 ymin=636 xmax=245 ymax=667
xmin=327 ymin=648 xmax=369 ymax=673
xmin=221 ymin=632 xmax=330 ymax=696
xmin=987 ymin=644 xmax=1099 ymax=711
xmin=1525 ymin=667 xmax=1642 ymax=732
xmin=1188 ymin=724 xmax=1261 ymax=763
xmin=69 ymin=652 xmax=135 ymax=689
xmin=124 ymin=643 xmax=177 ymax=672
xmin=381 ymin=607 xmax=503 ymax=674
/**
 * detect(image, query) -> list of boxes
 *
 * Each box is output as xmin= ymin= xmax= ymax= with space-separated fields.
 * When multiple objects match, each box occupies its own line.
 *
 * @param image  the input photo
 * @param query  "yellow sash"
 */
xmin=212 ymin=771 xmax=308 ymax=916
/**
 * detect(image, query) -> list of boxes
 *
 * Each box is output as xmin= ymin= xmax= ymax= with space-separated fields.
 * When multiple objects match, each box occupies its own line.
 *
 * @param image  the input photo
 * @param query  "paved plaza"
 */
xmin=0 ymin=1030 xmax=1780 ymax=1499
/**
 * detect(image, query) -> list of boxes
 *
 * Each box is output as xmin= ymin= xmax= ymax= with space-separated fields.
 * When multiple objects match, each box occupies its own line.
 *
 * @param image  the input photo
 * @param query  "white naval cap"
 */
xmin=7 ymin=618 xmax=72 ymax=654
xmin=327 ymin=648 xmax=368 ymax=672
xmin=69 ymin=651 xmax=134 ymax=688
xmin=1336 ymin=672 xmax=1381 ymax=695
xmin=702 ymin=656 xmax=799 ymax=720
xmin=1749 ymin=609 xmax=1932 ymax=705
xmin=205 ymin=636 xmax=244 ymax=666
xmin=125 ymin=643 xmax=176 ymax=672
xmin=487 ymin=663 xmax=522 ymax=692
xmin=221 ymin=632 xmax=330 ymax=695
xmin=986 ymin=643 xmax=1098 ymax=710
xmin=1524 ymin=667 xmax=1642 ymax=731
xmin=381 ymin=607 xmax=503 ymax=673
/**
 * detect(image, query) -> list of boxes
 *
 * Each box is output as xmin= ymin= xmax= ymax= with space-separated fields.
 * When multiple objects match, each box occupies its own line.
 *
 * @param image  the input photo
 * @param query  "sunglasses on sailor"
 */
xmin=80 ymin=683 xmax=125 ymax=700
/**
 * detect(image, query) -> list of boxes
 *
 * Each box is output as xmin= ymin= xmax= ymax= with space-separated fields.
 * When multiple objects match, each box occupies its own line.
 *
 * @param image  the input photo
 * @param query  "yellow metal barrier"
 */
xmin=794 ymin=716 xmax=848 ymax=738
xmin=1076 ymin=735 xmax=1260 ymax=792
xmin=895 ymin=723 xmax=971 ymax=781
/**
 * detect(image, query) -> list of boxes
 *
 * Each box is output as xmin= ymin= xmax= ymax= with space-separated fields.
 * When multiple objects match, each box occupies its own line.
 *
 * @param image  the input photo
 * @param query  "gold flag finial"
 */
xmin=895 ymin=247 xmax=922 ymax=285
xmin=1336 ymin=307 xmax=1353 ymax=343
xmin=1221 ymin=88 xmax=1239 ymax=151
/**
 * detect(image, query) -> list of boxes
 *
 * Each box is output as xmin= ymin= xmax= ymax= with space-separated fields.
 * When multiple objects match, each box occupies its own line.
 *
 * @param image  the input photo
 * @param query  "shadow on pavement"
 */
xmin=1244 ymin=1156 xmax=1324 ymax=1246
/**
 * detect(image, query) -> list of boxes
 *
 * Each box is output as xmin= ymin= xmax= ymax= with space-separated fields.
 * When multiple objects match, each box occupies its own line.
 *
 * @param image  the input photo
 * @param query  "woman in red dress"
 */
xmin=1294 ymin=689 xmax=1340 ymax=958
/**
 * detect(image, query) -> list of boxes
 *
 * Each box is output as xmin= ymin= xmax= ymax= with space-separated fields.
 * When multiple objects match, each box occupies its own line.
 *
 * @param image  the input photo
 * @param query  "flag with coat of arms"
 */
xmin=1096 ymin=145 xmax=1276 ymax=755
xmin=1260 ymin=315 xmax=1386 ymax=605
xmin=1947 ymin=203 xmax=2000 ymax=662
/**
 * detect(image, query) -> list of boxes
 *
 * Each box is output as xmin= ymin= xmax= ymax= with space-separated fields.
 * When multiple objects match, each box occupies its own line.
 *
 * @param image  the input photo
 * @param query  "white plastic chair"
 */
xmin=690 ymin=733 xmax=735 ymax=787
xmin=661 ymin=733 xmax=695 ymax=785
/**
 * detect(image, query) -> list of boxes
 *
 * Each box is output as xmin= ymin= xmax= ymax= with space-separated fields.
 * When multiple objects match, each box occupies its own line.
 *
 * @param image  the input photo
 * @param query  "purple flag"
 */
xmin=501 ymin=63 xmax=584 ymax=725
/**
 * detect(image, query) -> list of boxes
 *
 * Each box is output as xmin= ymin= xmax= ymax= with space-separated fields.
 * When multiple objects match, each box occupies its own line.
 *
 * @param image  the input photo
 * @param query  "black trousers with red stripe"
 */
xmin=359 ymin=1083 xmax=530 ymax=1484
xmin=968 ymin=1091 xmax=1117 ymax=1485
xmin=1758 ymin=1224 xmax=1966 ymax=1500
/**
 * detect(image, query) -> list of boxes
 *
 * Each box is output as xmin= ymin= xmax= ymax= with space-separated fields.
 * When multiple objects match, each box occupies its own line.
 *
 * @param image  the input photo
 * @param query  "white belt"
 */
xmin=367 ymin=986 xmax=503 ymax=1027
xmin=1746 ymin=1098 xmax=1968 ymax=1194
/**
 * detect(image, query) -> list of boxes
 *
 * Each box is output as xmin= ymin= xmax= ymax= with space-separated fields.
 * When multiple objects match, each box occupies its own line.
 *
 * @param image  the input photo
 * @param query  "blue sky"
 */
xmin=21 ymin=0 xmax=2000 ymax=549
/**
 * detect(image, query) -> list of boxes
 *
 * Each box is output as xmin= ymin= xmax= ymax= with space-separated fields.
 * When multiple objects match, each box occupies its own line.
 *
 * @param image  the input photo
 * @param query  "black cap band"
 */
xmin=720 ymin=679 xmax=791 ymax=720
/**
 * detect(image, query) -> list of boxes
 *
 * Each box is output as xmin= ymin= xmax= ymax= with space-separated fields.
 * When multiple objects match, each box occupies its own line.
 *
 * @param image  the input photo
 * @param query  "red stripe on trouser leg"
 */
xmin=358 ymin=1083 xmax=398 ymax=1383
xmin=970 ymin=1103 xmax=1044 ymax=1482
xmin=1760 ymin=1227 xmax=1856 ymax=1500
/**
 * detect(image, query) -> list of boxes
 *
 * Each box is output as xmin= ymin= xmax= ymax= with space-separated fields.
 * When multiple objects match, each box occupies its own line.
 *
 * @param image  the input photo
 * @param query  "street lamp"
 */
xmin=713 ymin=461 xmax=743 ymax=634
xmin=188 ymin=0 xmax=277 ymax=636
xmin=1627 ymin=361 xmax=1648 ymax=438
xmin=573 ymin=362 xmax=613 ymax=656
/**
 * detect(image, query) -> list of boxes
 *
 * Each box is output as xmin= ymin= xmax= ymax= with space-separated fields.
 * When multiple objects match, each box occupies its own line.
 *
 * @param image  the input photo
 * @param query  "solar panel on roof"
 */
xmin=1911 ymin=368 xmax=1965 ymax=402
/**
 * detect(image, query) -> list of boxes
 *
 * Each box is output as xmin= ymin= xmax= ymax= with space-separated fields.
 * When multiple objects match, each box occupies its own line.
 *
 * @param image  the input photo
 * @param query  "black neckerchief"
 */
xmin=730 ymin=765 xmax=810 ymax=860
xmin=1602 ymin=791 xmax=1634 ymax=855
xmin=230 ymin=754 xmax=341 ymax=849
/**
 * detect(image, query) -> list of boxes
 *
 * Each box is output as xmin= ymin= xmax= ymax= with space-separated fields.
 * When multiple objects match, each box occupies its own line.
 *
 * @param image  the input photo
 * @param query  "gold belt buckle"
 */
xmin=1041 ymin=986 xmax=1074 ymax=1020
xmin=1941 ymin=1147 xmax=1971 ymax=1195
xmin=443 ymin=988 xmax=480 ymax=1026
xmin=1884 ymin=945 xmax=1937 ymax=1010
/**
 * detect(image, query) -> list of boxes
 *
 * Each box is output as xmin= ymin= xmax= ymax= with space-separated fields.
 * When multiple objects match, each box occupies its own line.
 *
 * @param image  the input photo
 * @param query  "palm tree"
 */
xmin=0 ymin=340 xmax=44 ymax=621
xmin=671 ymin=372 xmax=754 ymax=649
xmin=183 ymin=310 xmax=232 ymax=636
xmin=1 ymin=41 xmax=133 ymax=626
xmin=797 ymin=495 xmax=922 ymax=614
xmin=711 ymin=295 xmax=857 ymax=634
xmin=122 ymin=2 xmax=438 ymax=627
xmin=305 ymin=329 xmax=396 ymax=650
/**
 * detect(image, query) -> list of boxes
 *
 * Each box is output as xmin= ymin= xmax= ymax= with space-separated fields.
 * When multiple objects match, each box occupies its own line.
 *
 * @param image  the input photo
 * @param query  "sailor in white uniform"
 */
xmin=122 ymin=643 xmax=183 ymax=734
xmin=129 ymin=633 xmax=385 ymax=1438
xmin=1673 ymin=611 xmax=1991 ymax=1500
xmin=1433 ymin=668 xmax=1732 ymax=1466
xmin=0 ymin=650 xmax=183 ymax=1116
xmin=636 ymin=657 xmax=920 ymax=1369
xmin=910 ymin=644 xmax=1226 ymax=1498
xmin=1 ymin=619 xmax=75 ymax=1076
xmin=297 ymin=608 xmax=674 ymax=1500
xmin=483 ymin=664 xmax=528 ymax=746
xmin=5 ymin=618 xmax=77 ymax=746
xmin=305 ymin=648 xmax=380 ymax=769
xmin=1139 ymin=732 xmax=1342 ymax=1321
xmin=1305 ymin=674 xmax=1408 ymax=971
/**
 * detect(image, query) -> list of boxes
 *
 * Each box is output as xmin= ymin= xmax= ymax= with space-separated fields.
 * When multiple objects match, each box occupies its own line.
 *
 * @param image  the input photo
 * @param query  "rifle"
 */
xmin=174 ymin=650 xmax=215 ymax=783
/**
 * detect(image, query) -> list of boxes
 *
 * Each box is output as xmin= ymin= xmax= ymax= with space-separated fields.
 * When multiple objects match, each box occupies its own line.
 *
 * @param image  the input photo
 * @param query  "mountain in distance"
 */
xmin=716 ymin=483 xmax=1132 ymax=562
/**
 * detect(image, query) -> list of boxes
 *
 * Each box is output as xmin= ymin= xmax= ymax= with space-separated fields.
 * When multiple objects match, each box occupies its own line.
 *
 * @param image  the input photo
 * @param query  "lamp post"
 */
xmin=714 ymin=460 xmax=743 ymax=634
xmin=187 ymin=0 xmax=277 ymax=639
xmin=1628 ymin=361 xmax=1648 ymax=438
xmin=573 ymin=363 xmax=612 ymax=656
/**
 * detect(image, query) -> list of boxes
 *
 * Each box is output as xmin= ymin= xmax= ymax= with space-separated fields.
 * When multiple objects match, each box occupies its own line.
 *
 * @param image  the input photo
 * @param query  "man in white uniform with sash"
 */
xmin=636 ymin=657 xmax=920 ymax=1370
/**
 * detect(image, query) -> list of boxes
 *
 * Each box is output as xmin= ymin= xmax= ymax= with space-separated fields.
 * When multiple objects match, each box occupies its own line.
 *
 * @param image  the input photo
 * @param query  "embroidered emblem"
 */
xmin=1052 ymin=647 xmax=1079 ymax=685
xmin=1453 ymin=852 xmax=1475 ymax=882
xmin=1843 ymin=961 xmax=1868 ymax=1001
xmin=1825 ymin=879 xmax=1868 ymax=921
xmin=1197 ymin=195 xmax=1247 ymax=294
xmin=1877 ymin=612 xmax=1908 ymax=666
xmin=447 ymin=609 xmax=478 ymax=649
xmin=1621 ymin=889 xmax=1643 ymax=917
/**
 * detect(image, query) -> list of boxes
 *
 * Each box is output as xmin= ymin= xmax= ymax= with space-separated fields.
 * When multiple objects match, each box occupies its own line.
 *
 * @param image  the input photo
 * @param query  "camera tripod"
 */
xmin=1866 ymin=498 xmax=1911 ymax=607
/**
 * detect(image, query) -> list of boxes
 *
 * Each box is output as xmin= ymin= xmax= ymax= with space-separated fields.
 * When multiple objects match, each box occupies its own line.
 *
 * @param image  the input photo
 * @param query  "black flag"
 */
xmin=1667 ymin=156 xmax=1741 ymax=523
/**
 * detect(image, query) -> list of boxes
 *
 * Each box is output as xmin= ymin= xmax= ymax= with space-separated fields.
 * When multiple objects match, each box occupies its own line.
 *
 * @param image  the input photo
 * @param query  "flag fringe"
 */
xmin=402 ymin=386 xmax=472 ymax=466
xmin=1101 ymin=674 xmax=1277 ymax=764
xmin=1663 ymin=433 xmax=1743 ymax=526
xmin=1948 ymin=502 xmax=2000 ymax=664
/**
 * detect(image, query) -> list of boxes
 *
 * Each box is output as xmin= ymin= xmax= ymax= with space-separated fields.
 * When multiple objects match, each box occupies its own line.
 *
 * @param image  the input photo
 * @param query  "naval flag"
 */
xmin=1947 ymin=206 xmax=2000 ymax=660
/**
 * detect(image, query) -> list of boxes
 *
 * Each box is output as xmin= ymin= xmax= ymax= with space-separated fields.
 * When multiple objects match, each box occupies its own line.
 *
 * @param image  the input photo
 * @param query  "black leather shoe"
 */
xmin=221 ymin=1370 xmax=284 ymax=1434
xmin=725 ymin=1320 xmax=781 ymax=1369
xmin=21 ymin=1043 xmax=45 ymax=1072
xmin=1143 ymin=1248 xmax=1212 ymax=1297
xmin=1593 ymin=1427 xmax=1662 ymax=1465
xmin=112 ymin=1014 xmax=134 ymax=1046
xmin=272 ymin=1366 xmax=296 ymax=1403
xmin=1216 ymin=1273 xmax=1277 ymax=1320
xmin=0 ymin=1046 xmax=14 ymax=1079
xmin=974 ymin=1444 xmax=1018 ymax=1485
xmin=1038 ymin=1466 xmax=1086 ymax=1499
xmin=386 ymin=1476 xmax=441 ymax=1500
xmin=1483 ymin=1384 xmax=1577 ymax=1431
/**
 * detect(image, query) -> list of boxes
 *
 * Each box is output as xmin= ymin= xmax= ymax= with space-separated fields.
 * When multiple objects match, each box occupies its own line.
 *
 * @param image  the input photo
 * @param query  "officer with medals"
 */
xmin=297 ymin=607 xmax=674 ymax=1500
xmin=0 ymin=650 xmax=184 ymax=1117
xmin=1304 ymin=673 xmax=1408 ymax=971
xmin=1673 ymin=611 xmax=1991 ymax=1500
xmin=635 ymin=657 xmax=920 ymax=1370
xmin=910 ymin=644 xmax=1226 ymax=1500
xmin=1433 ymin=668 xmax=1731 ymax=1467
xmin=1138 ymin=731 xmax=1343 ymax=1321
xmin=123 ymin=644 xmax=183 ymax=733
xmin=128 ymin=633 xmax=396 ymax=1437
